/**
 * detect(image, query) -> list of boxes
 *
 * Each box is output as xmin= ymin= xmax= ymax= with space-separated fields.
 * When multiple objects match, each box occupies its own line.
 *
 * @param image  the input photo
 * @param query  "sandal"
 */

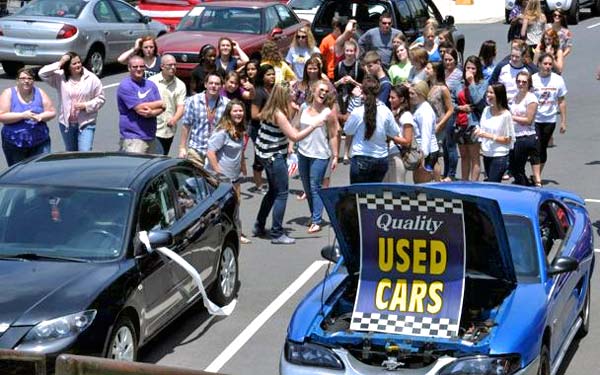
xmin=307 ymin=223 xmax=321 ymax=234
xmin=240 ymin=234 xmax=252 ymax=244
xmin=296 ymin=192 xmax=307 ymax=200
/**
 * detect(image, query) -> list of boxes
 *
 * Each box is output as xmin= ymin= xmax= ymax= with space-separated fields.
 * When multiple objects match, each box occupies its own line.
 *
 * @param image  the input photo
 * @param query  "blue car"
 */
xmin=281 ymin=183 xmax=593 ymax=375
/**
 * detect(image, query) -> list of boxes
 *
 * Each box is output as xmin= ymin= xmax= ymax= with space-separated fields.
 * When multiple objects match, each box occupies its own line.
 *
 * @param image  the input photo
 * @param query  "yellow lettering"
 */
xmin=378 ymin=237 xmax=393 ymax=272
xmin=408 ymin=280 xmax=427 ymax=313
xmin=413 ymin=239 xmax=427 ymax=274
xmin=429 ymin=240 xmax=447 ymax=275
xmin=395 ymin=239 xmax=410 ymax=273
xmin=388 ymin=279 xmax=408 ymax=312
xmin=427 ymin=282 xmax=444 ymax=314
xmin=375 ymin=278 xmax=392 ymax=310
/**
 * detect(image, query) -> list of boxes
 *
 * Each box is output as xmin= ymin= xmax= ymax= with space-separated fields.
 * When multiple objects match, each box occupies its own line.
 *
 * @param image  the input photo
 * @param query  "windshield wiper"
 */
xmin=0 ymin=253 xmax=89 ymax=263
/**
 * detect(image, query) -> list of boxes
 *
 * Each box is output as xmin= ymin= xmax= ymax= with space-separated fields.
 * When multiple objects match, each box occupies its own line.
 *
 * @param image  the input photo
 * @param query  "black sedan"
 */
xmin=0 ymin=153 xmax=240 ymax=364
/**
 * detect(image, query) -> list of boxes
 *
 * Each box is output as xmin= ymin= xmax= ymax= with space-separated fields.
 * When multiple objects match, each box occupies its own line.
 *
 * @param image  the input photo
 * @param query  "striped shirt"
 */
xmin=255 ymin=120 xmax=288 ymax=159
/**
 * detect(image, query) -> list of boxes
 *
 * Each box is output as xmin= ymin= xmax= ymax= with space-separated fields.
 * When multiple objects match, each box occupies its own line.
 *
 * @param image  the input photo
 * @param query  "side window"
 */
xmin=395 ymin=0 xmax=412 ymax=30
xmin=264 ymin=6 xmax=280 ymax=31
xmin=406 ymin=0 xmax=428 ymax=29
xmin=275 ymin=5 xmax=298 ymax=29
xmin=110 ymin=0 xmax=142 ymax=23
xmin=313 ymin=1 xmax=350 ymax=29
xmin=551 ymin=201 xmax=571 ymax=235
xmin=539 ymin=202 xmax=565 ymax=262
xmin=139 ymin=176 xmax=176 ymax=232
xmin=169 ymin=168 xmax=201 ymax=216
xmin=94 ymin=0 xmax=118 ymax=23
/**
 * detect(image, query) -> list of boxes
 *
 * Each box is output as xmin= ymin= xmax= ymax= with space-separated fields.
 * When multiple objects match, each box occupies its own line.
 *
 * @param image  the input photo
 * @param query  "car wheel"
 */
xmin=567 ymin=0 xmax=580 ymax=24
xmin=85 ymin=48 xmax=105 ymax=77
xmin=211 ymin=243 xmax=238 ymax=305
xmin=106 ymin=316 xmax=138 ymax=362
xmin=577 ymin=280 xmax=591 ymax=338
xmin=2 ymin=61 xmax=24 ymax=77
xmin=538 ymin=344 xmax=550 ymax=375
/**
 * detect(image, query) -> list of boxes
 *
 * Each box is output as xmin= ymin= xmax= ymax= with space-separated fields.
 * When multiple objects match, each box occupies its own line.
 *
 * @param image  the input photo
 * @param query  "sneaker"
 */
xmin=271 ymin=234 xmax=296 ymax=245
xmin=252 ymin=223 xmax=267 ymax=237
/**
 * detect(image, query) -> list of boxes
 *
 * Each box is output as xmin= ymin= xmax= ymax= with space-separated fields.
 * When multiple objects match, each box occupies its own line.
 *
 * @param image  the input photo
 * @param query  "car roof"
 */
xmin=197 ymin=1 xmax=281 ymax=8
xmin=0 ymin=153 xmax=173 ymax=190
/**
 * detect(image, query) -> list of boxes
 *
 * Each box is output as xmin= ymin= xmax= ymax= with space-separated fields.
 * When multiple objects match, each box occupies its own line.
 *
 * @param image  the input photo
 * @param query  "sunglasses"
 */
xmin=516 ymin=80 xmax=528 ymax=84
xmin=296 ymin=35 xmax=307 ymax=39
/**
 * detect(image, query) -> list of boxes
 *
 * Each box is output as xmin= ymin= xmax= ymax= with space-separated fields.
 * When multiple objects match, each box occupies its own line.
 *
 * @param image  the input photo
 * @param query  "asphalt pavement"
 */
xmin=1 ymin=14 xmax=600 ymax=375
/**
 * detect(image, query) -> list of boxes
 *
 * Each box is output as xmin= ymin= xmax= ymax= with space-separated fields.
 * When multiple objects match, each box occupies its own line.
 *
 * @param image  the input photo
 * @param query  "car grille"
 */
xmin=169 ymin=52 xmax=201 ymax=64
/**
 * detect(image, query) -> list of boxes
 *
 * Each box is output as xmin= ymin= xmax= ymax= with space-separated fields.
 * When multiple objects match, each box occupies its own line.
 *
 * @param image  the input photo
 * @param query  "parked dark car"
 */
xmin=311 ymin=0 xmax=464 ymax=60
xmin=0 ymin=153 xmax=240 ymax=368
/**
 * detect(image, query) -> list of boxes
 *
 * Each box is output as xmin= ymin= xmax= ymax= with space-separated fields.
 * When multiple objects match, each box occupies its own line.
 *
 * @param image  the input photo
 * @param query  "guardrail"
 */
xmin=0 ymin=349 xmax=47 ymax=375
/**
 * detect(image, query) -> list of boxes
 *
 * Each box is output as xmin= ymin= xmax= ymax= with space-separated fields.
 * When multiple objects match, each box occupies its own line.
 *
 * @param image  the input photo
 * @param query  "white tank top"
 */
xmin=298 ymin=106 xmax=332 ymax=159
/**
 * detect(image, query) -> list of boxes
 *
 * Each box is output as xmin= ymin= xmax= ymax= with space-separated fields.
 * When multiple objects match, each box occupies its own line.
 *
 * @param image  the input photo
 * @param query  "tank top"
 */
xmin=2 ymin=87 xmax=50 ymax=148
xmin=298 ymin=106 xmax=331 ymax=160
xmin=255 ymin=119 xmax=288 ymax=159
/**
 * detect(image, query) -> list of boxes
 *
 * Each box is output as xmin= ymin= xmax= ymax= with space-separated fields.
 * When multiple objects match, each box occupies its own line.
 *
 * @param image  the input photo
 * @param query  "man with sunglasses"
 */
xmin=117 ymin=55 xmax=164 ymax=153
xmin=358 ymin=12 xmax=403 ymax=70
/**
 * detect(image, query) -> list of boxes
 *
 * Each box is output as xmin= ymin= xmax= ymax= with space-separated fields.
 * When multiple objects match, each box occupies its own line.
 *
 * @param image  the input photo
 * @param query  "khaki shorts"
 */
xmin=120 ymin=138 xmax=153 ymax=154
xmin=186 ymin=148 xmax=206 ymax=169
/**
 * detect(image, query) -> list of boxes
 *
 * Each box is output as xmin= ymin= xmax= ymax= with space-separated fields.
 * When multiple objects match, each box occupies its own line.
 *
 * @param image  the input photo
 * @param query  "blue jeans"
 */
xmin=60 ymin=123 xmax=95 ymax=151
xmin=2 ymin=138 xmax=51 ymax=166
xmin=483 ymin=155 xmax=509 ymax=183
xmin=350 ymin=155 xmax=388 ymax=184
xmin=298 ymin=153 xmax=329 ymax=225
xmin=443 ymin=121 xmax=458 ymax=178
xmin=255 ymin=154 xmax=289 ymax=237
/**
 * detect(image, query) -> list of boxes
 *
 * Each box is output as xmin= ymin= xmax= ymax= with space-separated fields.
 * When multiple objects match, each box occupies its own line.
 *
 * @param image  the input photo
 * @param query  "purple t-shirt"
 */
xmin=117 ymin=76 xmax=161 ymax=141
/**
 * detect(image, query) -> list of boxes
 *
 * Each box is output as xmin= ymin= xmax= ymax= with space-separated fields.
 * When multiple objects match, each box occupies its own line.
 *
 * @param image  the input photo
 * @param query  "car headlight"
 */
xmin=285 ymin=340 xmax=344 ymax=369
xmin=438 ymin=355 xmax=521 ymax=375
xmin=21 ymin=310 xmax=97 ymax=344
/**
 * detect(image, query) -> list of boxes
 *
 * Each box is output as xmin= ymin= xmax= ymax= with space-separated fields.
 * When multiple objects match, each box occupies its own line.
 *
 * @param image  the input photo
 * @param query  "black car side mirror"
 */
xmin=547 ymin=256 xmax=579 ymax=276
xmin=444 ymin=15 xmax=455 ymax=26
xmin=321 ymin=245 xmax=341 ymax=263
xmin=141 ymin=15 xmax=151 ymax=24
xmin=148 ymin=230 xmax=173 ymax=248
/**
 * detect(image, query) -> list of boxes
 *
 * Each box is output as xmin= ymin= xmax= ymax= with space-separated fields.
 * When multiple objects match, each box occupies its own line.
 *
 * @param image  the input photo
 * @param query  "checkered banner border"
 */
xmin=351 ymin=312 xmax=459 ymax=338
xmin=357 ymin=191 xmax=463 ymax=214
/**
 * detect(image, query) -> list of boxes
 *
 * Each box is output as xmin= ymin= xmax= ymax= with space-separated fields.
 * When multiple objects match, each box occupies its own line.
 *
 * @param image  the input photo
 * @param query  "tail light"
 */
xmin=0 ymin=27 xmax=3 ymax=37
xmin=57 ymin=24 xmax=77 ymax=39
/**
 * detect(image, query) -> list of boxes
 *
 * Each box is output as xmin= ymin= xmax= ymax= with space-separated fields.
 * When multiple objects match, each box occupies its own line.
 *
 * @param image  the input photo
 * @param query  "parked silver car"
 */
xmin=0 ymin=0 xmax=167 ymax=77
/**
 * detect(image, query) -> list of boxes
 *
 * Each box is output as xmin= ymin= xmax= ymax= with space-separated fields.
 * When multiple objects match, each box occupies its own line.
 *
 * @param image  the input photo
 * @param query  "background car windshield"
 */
xmin=177 ymin=6 xmax=261 ymax=34
xmin=16 ymin=0 xmax=86 ymax=18
xmin=314 ymin=1 xmax=392 ymax=30
xmin=503 ymin=215 xmax=540 ymax=282
xmin=0 ymin=185 xmax=131 ymax=261
xmin=289 ymin=0 xmax=322 ymax=10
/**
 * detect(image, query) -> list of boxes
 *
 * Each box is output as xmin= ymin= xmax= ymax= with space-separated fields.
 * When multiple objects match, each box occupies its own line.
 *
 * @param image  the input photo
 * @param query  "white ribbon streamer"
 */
xmin=138 ymin=231 xmax=236 ymax=316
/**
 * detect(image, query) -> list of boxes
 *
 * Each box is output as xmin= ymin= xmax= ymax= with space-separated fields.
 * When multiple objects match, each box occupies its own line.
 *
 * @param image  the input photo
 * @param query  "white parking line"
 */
xmin=585 ymin=199 xmax=600 ymax=203
xmin=204 ymin=260 xmax=329 ymax=373
xmin=587 ymin=21 xmax=600 ymax=29
xmin=103 ymin=82 xmax=119 ymax=89
xmin=595 ymin=249 xmax=600 ymax=253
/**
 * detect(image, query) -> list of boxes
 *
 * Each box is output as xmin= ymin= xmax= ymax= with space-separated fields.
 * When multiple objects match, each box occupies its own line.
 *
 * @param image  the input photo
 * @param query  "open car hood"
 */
xmin=320 ymin=184 xmax=517 ymax=285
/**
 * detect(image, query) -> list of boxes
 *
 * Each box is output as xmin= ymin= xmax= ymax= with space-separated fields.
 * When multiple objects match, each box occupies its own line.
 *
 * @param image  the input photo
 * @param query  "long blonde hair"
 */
xmin=290 ymin=27 xmax=317 ymax=50
xmin=260 ymin=83 xmax=291 ymax=123
xmin=216 ymin=99 xmax=246 ymax=140
xmin=524 ymin=0 xmax=543 ymax=21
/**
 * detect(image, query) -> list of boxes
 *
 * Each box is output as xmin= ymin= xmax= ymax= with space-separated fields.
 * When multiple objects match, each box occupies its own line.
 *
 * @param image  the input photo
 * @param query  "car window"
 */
xmin=169 ymin=168 xmax=202 ymax=217
xmin=139 ymin=175 xmax=176 ymax=232
xmin=264 ymin=6 xmax=281 ymax=31
xmin=395 ymin=0 xmax=413 ymax=30
xmin=178 ymin=7 xmax=262 ymax=34
xmin=539 ymin=201 xmax=566 ymax=262
xmin=94 ymin=0 xmax=119 ymax=23
xmin=406 ymin=0 xmax=428 ymax=29
xmin=274 ymin=5 xmax=298 ymax=29
xmin=110 ymin=0 xmax=142 ymax=23
xmin=16 ymin=0 xmax=85 ymax=18
xmin=504 ymin=215 xmax=540 ymax=283
xmin=314 ymin=1 xmax=392 ymax=32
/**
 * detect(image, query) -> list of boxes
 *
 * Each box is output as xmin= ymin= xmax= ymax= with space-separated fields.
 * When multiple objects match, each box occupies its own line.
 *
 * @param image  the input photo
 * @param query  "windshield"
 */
xmin=177 ymin=6 xmax=262 ymax=34
xmin=0 ymin=185 xmax=131 ymax=261
xmin=16 ymin=0 xmax=85 ymax=18
xmin=289 ymin=0 xmax=322 ymax=10
xmin=503 ymin=215 xmax=540 ymax=282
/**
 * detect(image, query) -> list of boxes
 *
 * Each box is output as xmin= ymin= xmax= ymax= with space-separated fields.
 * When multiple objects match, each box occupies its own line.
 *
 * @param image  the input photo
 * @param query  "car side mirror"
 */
xmin=270 ymin=27 xmax=283 ymax=38
xmin=321 ymin=245 xmax=341 ymax=263
xmin=547 ymin=256 xmax=578 ymax=276
xmin=141 ymin=15 xmax=151 ymax=24
xmin=444 ymin=15 xmax=455 ymax=26
xmin=135 ymin=230 xmax=173 ymax=257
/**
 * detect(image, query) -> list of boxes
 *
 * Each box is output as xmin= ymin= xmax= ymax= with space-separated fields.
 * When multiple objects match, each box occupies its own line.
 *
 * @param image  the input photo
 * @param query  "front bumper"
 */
xmin=280 ymin=348 xmax=540 ymax=375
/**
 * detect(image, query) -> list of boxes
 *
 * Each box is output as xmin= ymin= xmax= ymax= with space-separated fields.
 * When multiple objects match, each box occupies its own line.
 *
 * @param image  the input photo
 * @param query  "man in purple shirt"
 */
xmin=117 ymin=55 xmax=164 ymax=153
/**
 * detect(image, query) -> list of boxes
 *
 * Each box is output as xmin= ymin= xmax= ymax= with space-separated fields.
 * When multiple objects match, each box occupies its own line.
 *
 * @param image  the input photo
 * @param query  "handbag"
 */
xmin=400 ymin=137 xmax=423 ymax=171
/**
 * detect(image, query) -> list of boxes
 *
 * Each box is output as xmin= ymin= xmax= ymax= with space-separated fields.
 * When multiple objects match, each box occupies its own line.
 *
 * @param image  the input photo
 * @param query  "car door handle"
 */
xmin=104 ymin=31 xmax=109 ymax=36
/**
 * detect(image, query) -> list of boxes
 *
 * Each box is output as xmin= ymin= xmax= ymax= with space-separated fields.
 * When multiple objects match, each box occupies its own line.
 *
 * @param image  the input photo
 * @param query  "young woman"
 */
xmin=207 ymin=99 xmax=251 ymax=244
xmin=532 ymin=53 xmax=567 ymax=181
xmin=191 ymin=44 xmax=217 ymax=94
xmin=253 ymin=84 xmax=324 ymax=245
xmin=508 ymin=71 xmax=540 ymax=186
xmin=221 ymin=71 xmax=255 ymax=102
xmin=410 ymin=81 xmax=439 ymax=183
xmin=533 ymin=28 xmax=564 ymax=74
xmin=286 ymin=27 xmax=320 ymax=80
xmin=293 ymin=57 xmax=335 ymax=107
xmin=388 ymin=41 xmax=413 ymax=85
xmin=407 ymin=47 xmax=428 ymax=84
xmin=443 ymin=48 xmax=463 ymax=93
xmin=344 ymin=75 xmax=399 ymax=184
xmin=426 ymin=61 xmax=454 ymax=181
xmin=479 ymin=40 xmax=497 ymax=83
xmin=39 ymin=52 xmax=105 ymax=151
xmin=384 ymin=84 xmax=415 ymax=183
xmin=520 ymin=0 xmax=546 ymax=54
xmin=215 ymin=37 xmax=249 ymax=76
xmin=0 ymin=68 xmax=56 ymax=166
xmin=118 ymin=36 xmax=161 ymax=79
xmin=294 ymin=81 xmax=338 ymax=234
xmin=453 ymin=56 xmax=488 ymax=182
xmin=547 ymin=10 xmax=572 ymax=58
xmin=422 ymin=26 xmax=441 ymax=62
xmin=475 ymin=84 xmax=515 ymax=182
xmin=334 ymin=40 xmax=363 ymax=124
xmin=260 ymin=41 xmax=296 ymax=84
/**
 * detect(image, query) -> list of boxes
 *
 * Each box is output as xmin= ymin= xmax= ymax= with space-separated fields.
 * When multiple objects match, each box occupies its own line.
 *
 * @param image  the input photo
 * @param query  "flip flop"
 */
xmin=307 ymin=223 xmax=321 ymax=234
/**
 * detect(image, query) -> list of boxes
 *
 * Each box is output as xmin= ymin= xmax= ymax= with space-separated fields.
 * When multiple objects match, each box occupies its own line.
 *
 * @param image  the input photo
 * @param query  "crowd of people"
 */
xmin=0 ymin=1 xmax=574 ymax=245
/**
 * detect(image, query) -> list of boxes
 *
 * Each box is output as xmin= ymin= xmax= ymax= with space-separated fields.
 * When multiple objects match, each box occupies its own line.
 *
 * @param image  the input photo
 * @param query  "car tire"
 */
xmin=85 ymin=48 xmax=105 ymax=77
xmin=2 ymin=61 xmax=24 ymax=78
xmin=106 ymin=316 xmax=138 ymax=362
xmin=210 ymin=242 xmax=238 ymax=305
xmin=538 ymin=344 xmax=550 ymax=375
xmin=567 ymin=0 xmax=580 ymax=25
xmin=576 ymin=280 xmax=591 ymax=338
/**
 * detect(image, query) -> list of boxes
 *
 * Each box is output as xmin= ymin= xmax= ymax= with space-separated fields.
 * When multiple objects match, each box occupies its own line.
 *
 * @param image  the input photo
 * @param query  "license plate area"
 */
xmin=15 ymin=44 xmax=37 ymax=56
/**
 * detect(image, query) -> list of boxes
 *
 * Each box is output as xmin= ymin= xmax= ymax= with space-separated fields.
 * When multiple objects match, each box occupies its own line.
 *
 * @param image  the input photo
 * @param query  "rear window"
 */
xmin=289 ymin=0 xmax=322 ymax=10
xmin=17 ymin=0 xmax=85 ymax=18
xmin=314 ymin=0 xmax=393 ymax=32
xmin=177 ymin=6 xmax=262 ymax=34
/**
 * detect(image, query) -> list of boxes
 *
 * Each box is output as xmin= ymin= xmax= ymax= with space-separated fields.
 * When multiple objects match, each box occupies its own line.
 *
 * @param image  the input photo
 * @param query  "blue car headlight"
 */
xmin=21 ymin=310 xmax=97 ymax=344
xmin=285 ymin=340 xmax=344 ymax=369
xmin=438 ymin=354 xmax=521 ymax=375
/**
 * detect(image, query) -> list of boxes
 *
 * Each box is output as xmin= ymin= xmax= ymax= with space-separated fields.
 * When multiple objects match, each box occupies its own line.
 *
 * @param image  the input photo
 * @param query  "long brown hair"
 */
xmin=260 ymin=83 xmax=291 ymax=123
xmin=362 ymin=75 xmax=380 ymax=140
xmin=216 ymin=99 xmax=246 ymax=140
